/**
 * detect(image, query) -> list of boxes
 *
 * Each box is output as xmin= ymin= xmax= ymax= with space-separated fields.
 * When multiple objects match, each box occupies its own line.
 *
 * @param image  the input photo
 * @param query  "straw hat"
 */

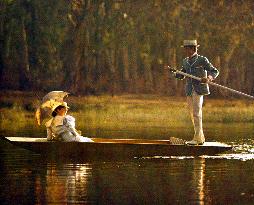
xmin=51 ymin=102 xmax=69 ymax=113
xmin=181 ymin=40 xmax=200 ymax=47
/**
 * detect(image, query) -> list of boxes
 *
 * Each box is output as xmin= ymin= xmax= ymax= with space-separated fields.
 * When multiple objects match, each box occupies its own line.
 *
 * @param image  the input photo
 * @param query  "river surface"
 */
xmin=1 ymin=125 xmax=254 ymax=205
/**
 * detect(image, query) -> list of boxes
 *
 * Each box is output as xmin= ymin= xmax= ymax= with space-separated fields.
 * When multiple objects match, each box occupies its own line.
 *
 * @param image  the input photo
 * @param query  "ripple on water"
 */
xmin=202 ymin=139 xmax=254 ymax=161
xmin=136 ymin=139 xmax=254 ymax=161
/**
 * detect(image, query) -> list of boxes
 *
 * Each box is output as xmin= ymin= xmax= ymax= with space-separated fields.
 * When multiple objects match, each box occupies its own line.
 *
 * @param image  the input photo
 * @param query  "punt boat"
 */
xmin=2 ymin=137 xmax=232 ymax=160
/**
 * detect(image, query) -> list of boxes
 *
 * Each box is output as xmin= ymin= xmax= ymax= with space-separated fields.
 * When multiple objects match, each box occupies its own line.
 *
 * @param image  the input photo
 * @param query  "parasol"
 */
xmin=35 ymin=91 xmax=69 ymax=126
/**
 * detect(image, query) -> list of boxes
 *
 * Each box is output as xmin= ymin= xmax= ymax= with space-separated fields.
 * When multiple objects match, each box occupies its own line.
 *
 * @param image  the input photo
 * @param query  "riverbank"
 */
xmin=1 ymin=91 xmax=254 ymax=138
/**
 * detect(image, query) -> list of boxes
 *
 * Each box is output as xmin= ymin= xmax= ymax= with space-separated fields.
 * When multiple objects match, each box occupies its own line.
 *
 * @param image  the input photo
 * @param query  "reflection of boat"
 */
xmin=3 ymin=137 xmax=232 ymax=160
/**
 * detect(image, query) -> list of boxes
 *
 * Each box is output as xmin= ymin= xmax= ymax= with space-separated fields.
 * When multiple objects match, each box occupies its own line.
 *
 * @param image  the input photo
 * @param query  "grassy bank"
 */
xmin=1 ymin=91 xmax=254 ymax=138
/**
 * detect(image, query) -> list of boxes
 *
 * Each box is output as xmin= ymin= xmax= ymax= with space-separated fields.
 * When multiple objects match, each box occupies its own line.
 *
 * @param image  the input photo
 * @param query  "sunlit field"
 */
xmin=1 ymin=91 xmax=254 ymax=138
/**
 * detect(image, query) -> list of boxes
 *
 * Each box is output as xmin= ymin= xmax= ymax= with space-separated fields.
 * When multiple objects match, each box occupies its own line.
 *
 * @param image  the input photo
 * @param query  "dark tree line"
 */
xmin=1 ymin=0 xmax=254 ymax=97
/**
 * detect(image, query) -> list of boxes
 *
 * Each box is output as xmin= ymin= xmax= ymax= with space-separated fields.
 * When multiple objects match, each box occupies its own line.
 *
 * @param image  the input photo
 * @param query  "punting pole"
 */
xmin=169 ymin=68 xmax=254 ymax=100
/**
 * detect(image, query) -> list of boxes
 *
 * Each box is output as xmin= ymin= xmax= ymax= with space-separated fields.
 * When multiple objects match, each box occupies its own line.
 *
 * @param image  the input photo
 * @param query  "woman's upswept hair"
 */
xmin=52 ymin=105 xmax=66 ymax=117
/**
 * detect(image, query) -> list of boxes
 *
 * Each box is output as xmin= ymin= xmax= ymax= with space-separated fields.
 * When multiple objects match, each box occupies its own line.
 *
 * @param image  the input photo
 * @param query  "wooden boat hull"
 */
xmin=2 ymin=137 xmax=232 ymax=160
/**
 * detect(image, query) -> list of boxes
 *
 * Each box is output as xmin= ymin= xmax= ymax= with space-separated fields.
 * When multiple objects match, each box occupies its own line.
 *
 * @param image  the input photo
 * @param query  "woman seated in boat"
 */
xmin=45 ymin=102 xmax=93 ymax=142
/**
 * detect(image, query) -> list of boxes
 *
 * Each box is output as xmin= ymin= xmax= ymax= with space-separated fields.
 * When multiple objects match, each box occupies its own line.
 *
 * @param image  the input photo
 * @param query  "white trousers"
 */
xmin=186 ymin=91 xmax=205 ymax=143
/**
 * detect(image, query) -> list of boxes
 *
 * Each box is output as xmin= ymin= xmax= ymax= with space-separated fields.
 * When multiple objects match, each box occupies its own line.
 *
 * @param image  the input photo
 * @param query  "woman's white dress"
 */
xmin=45 ymin=115 xmax=93 ymax=142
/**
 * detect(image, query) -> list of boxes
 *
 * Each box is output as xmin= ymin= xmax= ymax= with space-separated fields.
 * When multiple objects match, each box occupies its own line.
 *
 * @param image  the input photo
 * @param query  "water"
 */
xmin=1 ymin=126 xmax=254 ymax=204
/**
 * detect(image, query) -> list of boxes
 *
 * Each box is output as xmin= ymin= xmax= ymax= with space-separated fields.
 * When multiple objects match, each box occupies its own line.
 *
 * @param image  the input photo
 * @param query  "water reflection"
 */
xmin=34 ymin=163 xmax=92 ymax=204
xmin=1 ymin=154 xmax=254 ymax=204
xmin=1 ymin=137 xmax=254 ymax=204
xmin=192 ymin=158 xmax=205 ymax=205
xmin=35 ymin=158 xmax=210 ymax=205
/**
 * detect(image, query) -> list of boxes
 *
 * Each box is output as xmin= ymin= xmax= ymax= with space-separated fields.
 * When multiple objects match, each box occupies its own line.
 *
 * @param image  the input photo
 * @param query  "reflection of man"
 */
xmin=192 ymin=158 xmax=206 ymax=204
xmin=171 ymin=40 xmax=219 ymax=145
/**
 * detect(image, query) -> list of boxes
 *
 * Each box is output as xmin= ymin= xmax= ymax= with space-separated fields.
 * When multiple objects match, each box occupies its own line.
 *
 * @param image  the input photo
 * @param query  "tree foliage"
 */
xmin=1 ymin=0 xmax=254 ymax=97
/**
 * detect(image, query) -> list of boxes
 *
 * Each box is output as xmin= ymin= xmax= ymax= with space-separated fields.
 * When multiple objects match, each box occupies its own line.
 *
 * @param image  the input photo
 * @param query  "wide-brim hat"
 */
xmin=51 ymin=101 xmax=69 ymax=113
xmin=181 ymin=40 xmax=200 ymax=47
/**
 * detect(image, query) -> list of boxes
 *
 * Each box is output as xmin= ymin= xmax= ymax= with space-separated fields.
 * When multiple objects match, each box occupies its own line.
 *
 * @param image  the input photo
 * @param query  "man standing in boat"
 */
xmin=169 ymin=40 xmax=219 ymax=145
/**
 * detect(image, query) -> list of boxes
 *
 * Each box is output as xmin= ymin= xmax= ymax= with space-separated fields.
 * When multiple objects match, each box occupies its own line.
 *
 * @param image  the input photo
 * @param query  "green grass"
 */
xmin=204 ymin=99 xmax=254 ymax=123
xmin=72 ymin=96 xmax=190 ymax=130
